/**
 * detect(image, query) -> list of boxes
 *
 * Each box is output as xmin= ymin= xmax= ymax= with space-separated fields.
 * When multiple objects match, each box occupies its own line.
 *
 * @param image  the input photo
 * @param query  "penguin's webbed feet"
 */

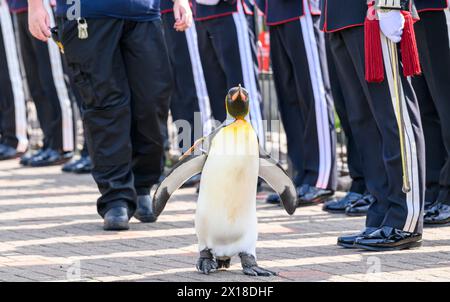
xmin=196 ymin=249 xmax=218 ymax=275
xmin=239 ymin=253 xmax=277 ymax=277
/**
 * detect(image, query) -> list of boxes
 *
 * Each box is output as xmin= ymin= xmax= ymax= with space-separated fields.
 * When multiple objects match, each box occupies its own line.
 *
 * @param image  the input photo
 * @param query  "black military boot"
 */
xmin=134 ymin=195 xmax=157 ymax=223
xmin=104 ymin=207 xmax=130 ymax=231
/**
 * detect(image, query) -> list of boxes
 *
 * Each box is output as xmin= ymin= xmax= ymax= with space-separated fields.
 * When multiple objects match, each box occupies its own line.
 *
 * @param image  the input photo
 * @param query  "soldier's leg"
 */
xmin=411 ymin=75 xmax=444 ymax=206
xmin=269 ymin=24 xmax=305 ymax=187
xmin=282 ymin=15 xmax=335 ymax=199
xmin=121 ymin=20 xmax=172 ymax=199
xmin=329 ymin=30 xmax=389 ymax=229
xmin=0 ymin=6 xmax=27 ymax=156
xmin=415 ymin=10 xmax=450 ymax=224
xmin=206 ymin=10 xmax=264 ymax=143
xmin=60 ymin=18 xmax=136 ymax=220
xmin=195 ymin=20 xmax=228 ymax=123
xmin=339 ymin=28 xmax=425 ymax=244
xmin=162 ymin=13 xmax=202 ymax=150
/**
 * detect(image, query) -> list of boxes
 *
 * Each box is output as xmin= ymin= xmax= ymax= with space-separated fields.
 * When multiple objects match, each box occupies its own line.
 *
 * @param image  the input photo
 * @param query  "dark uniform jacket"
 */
xmin=320 ymin=0 xmax=418 ymax=32
xmin=192 ymin=0 xmax=253 ymax=21
xmin=415 ymin=0 xmax=448 ymax=12
xmin=255 ymin=0 xmax=321 ymax=26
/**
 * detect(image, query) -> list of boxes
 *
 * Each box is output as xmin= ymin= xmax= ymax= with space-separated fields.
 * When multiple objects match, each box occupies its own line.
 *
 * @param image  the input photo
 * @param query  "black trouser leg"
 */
xmin=16 ymin=12 xmax=63 ymax=151
xmin=330 ymin=27 xmax=425 ymax=233
xmin=269 ymin=24 xmax=306 ymax=187
xmin=325 ymin=34 xmax=366 ymax=194
xmin=122 ymin=21 xmax=172 ymax=196
xmin=0 ymin=27 xmax=17 ymax=149
xmin=414 ymin=10 xmax=450 ymax=205
xmin=195 ymin=19 xmax=228 ymax=122
xmin=196 ymin=13 xmax=264 ymax=141
xmin=269 ymin=18 xmax=336 ymax=190
xmin=162 ymin=13 xmax=200 ymax=149
xmin=60 ymin=18 xmax=171 ymax=216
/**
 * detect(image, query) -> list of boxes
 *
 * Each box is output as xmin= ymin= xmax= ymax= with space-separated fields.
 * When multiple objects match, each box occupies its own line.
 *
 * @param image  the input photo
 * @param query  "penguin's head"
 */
xmin=225 ymin=85 xmax=250 ymax=120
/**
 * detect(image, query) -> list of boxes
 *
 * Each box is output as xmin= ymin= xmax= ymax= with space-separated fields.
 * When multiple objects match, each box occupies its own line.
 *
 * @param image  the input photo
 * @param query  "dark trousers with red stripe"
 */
xmin=329 ymin=26 xmax=425 ymax=233
xmin=413 ymin=10 xmax=450 ymax=206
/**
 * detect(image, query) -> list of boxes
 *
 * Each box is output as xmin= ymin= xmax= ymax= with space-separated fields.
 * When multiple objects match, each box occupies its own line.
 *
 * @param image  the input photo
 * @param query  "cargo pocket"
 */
xmin=68 ymin=63 xmax=98 ymax=108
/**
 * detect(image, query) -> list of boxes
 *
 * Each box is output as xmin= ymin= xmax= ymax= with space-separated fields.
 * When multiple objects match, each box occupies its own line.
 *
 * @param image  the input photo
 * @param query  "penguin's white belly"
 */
xmin=195 ymin=122 xmax=259 ymax=258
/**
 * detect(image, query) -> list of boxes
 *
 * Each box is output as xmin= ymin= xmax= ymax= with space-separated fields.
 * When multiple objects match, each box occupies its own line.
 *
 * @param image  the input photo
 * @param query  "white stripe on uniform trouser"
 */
xmin=0 ymin=2 xmax=28 ymax=153
xmin=381 ymin=35 xmax=421 ymax=233
xmin=184 ymin=23 xmax=215 ymax=136
xmin=233 ymin=1 xmax=265 ymax=146
xmin=299 ymin=0 xmax=333 ymax=189
xmin=44 ymin=1 xmax=74 ymax=152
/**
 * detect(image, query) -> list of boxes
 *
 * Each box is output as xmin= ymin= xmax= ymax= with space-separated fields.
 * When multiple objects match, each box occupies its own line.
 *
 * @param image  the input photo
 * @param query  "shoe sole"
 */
xmin=354 ymin=240 xmax=422 ymax=251
xmin=298 ymin=195 xmax=333 ymax=207
xmin=337 ymin=242 xmax=358 ymax=249
xmin=134 ymin=215 xmax=157 ymax=223
xmin=323 ymin=208 xmax=347 ymax=214
xmin=345 ymin=211 xmax=367 ymax=217
xmin=103 ymin=221 xmax=130 ymax=231
xmin=424 ymin=219 xmax=450 ymax=225
xmin=30 ymin=157 xmax=72 ymax=167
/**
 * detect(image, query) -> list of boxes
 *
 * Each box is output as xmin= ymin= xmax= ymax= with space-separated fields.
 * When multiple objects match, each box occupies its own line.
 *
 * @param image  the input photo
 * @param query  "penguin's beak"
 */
xmin=231 ymin=84 xmax=248 ymax=102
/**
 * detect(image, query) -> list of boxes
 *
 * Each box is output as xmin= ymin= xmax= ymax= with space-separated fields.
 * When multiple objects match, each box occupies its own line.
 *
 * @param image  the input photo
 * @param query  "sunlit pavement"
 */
xmin=1 ymin=159 xmax=450 ymax=282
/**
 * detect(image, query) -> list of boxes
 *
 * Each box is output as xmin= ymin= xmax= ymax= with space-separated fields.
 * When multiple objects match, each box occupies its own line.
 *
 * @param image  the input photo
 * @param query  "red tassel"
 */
xmin=400 ymin=12 xmax=421 ymax=77
xmin=364 ymin=17 xmax=384 ymax=83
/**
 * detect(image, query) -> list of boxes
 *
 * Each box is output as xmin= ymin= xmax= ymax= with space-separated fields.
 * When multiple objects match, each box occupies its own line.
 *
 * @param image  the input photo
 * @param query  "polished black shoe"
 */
xmin=104 ymin=207 xmax=130 ymax=231
xmin=323 ymin=192 xmax=363 ymax=213
xmin=134 ymin=195 xmax=157 ymax=223
xmin=354 ymin=226 xmax=422 ymax=251
xmin=345 ymin=194 xmax=376 ymax=217
xmin=0 ymin=145 xmax=19 ymax=160
xmin=62 ymin=158 xmax=80 ymax=172
xmin=0 ymin=144 xmax=7 ymax=154
xmin=298 ymin=186 xmax=333 ymax=206
xmin=29 ymin=149 xmax=73 ymax=167
xmin=266 ymin=184 xmax=310 ymax=204
xmin=424 ymin=203 xmax=450 ymax=225
xmin=72 ymin=156 xmax=92 ymax=174
xmin=337 ymin=227 xmax=378 ymax=248
xmin=20 ymin=149 xmax=45 ymax=166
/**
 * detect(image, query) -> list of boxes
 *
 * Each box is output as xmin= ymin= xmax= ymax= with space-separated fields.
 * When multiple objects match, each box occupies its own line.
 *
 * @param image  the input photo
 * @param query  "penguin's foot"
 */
xmin=217 ymin=258 xmax=231 ymax=269
xmin=196 ymin=249 xmax=218 ymax=275
xmin=239 ymin=253 xmax=277 ymax=277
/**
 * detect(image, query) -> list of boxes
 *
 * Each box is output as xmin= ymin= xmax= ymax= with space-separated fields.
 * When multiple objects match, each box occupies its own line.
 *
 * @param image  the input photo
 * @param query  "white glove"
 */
xmin=378 ymin=10 xmax=405 ymax=43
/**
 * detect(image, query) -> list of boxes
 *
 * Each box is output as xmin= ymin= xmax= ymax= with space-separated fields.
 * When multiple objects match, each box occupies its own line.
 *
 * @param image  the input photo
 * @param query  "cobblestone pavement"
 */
xmin=1 ymin=159 xmax=450 ymax=282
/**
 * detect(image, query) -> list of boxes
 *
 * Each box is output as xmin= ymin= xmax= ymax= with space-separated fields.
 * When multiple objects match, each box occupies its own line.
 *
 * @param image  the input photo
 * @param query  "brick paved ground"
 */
xmin=1 ymin=159 xmax=450 ymax=282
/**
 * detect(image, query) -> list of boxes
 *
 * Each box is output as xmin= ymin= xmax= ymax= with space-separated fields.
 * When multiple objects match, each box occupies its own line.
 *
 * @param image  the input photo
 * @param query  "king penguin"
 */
xmin=153 ymin=86 xmax=297 ymax=276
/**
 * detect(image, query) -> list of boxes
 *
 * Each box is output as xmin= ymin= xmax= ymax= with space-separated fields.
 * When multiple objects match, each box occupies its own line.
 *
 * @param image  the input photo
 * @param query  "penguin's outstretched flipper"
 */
xmin=153 ymin=154 xmax=207 ymax=217
xmin=258 ymin=156 xmax=297 ymax=215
